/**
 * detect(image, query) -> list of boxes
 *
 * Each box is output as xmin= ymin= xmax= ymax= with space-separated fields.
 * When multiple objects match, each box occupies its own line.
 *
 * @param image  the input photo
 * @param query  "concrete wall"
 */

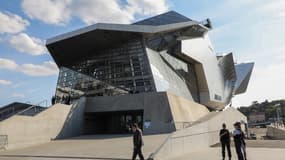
xmin=86 ymin=92 xmax=175 ymax=134
xmin=85 ymin=92 xmax=210 ymax=134
xmin=151 ymin=107 xmax=247 ymax=160
xmin=54 ymin=97 xmax=87 ymax=139
xmin=0 ymin=98 xmax=86 ymax=150
xmin=266 ymin=126 xmax=285 ymax=139
xmin=166 ymin=92 xmax=209 ymax=130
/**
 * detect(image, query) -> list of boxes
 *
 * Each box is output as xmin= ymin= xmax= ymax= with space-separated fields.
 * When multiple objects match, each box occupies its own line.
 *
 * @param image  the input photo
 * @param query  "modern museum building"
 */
xmin=46 ymin=11 xmax=254 ymax=134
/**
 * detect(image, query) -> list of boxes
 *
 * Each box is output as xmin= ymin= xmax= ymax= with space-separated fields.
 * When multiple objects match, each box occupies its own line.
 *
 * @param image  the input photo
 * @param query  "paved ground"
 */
xmin=0 ymin=134 xmax=169 ymax=160
xmin=174 ymin=147 xmax=285 ymax=160
xmin=175 ymin=140 xmax=285 ymax=160
xmin=1 ymin=136 xmax=285 ymax=160
xmin=212 ymin=139 xmax=285 ymax=148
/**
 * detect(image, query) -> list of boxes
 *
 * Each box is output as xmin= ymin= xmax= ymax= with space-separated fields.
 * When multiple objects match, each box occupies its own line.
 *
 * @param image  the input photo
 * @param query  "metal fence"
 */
xmin=174 ymin=121 xmax=195 ymax=130
xmin=0 ymin=135 xmax=8 ymax=150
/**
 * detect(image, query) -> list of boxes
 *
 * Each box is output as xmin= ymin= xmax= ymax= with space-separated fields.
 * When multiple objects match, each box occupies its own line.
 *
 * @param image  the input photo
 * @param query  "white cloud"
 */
xmin=0 ymin=58 xmax=18 ymax=70
xmin=127 ymin=0 xmax=168 ymax=16
xmin=9 ymin=33 xmax=47 ymax=56
xmin=22 ymin=0 xmax=72 ymax=25
xmin=72 ymin=0 xmax=133 ymax=24
xmin=0 ymin=80 xmax=12 ymax=85
xmin=0 ymin=58 xmax=58 ymax=76
xmin=257 ymin=0 xmax=285 ymax=19
xmin=19 ymin=61 xmax=58 ymax=76
xmin=12 ymin=93 xmax=25 ymax=98
xmin=21 ymin=0 xmax=169 ymax=25
xmin=0 ymin=11 xmax=30 ymax=34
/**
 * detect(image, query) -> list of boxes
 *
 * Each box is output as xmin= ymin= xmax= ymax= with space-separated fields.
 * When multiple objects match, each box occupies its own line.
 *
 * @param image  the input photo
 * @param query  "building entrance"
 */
xmin=84 ymin=110 xmax=143 ymax=134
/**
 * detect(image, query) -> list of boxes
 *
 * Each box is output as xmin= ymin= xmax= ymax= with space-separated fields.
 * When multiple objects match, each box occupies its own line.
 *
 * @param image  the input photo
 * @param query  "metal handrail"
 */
xmin=35 ymin=99 xmax=48 ymax=108
xmin=0 ymin=103 xmax=25 ymax=120
xmin=174 ymin=121 xmax=195 ymax=129
xmin=0 ymin=103 xmax=16 ymax=115
xmin=148 ymin=129 xmax=221 ymax=160
xmin=16 ymin=99 xmax=48 ymax=115
xmin=16 ymin=105 xmax=37 ymax=115
xmin=0 ymin=100 xmax=48 ymax=121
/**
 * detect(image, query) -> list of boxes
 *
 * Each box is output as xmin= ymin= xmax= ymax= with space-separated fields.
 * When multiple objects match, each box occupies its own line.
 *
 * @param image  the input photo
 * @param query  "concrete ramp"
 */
xmin=149 ymin=107 xmax=247 ymax=160
xmin=0 ymin=98 xmax=86 ymax=150
xmin=267 ymin=125 xmax=285 ymax=139
xmin=0 ymin=134 xmax=169 ymax=160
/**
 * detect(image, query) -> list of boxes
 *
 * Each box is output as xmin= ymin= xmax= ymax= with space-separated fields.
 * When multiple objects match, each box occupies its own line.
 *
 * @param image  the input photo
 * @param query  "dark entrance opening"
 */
xmin=84 ymin=110 xmax=143 ymax=134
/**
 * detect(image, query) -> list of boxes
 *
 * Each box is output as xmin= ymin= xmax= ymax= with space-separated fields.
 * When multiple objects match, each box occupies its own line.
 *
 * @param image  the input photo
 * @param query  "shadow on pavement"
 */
xmin=0 ymin=155 xmax=131 ymax=160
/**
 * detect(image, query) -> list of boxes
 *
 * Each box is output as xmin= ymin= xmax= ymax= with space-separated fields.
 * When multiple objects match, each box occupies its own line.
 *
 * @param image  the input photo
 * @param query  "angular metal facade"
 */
xmin=47 ymin=11 xmax=254 ymax=110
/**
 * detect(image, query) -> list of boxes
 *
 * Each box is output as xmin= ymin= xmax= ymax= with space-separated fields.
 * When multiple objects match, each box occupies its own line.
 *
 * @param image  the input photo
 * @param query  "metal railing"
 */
xmin=0 ymin=100 xmax=48 ymax=121
xmin=0 ymin=135 xmax=8 ymax=150
xmin=0 ymin=103 xmax=21 ymax=121
xmin=16 ymin=100 xmax=48 ymax=116
xmin=174 ymin=121 xmax=194 ymax=130
xmin=148 ymin=129 xmax=221 ymax=160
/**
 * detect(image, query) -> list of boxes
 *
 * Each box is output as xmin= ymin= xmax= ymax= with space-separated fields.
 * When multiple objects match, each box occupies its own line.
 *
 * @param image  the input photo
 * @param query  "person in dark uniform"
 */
xmin=219 ymin=123 xmax=231 ymax=160
xmin=233 ymin=122 xmax=244 ymax=160
xmin=66 ymin=94 xmax=71 ymax=105
xmin=131 ymin=123 xmax=144 ymax=160
xmin=51 ymin=95 xmax=56 ymax=105
xmin=238 ymin=123 xmax=247 ymax=160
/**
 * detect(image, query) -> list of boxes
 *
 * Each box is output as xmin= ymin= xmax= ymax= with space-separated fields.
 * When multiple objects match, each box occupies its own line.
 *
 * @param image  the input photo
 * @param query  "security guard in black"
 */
xmin=219 ymin=123 xmax=232 ymax=160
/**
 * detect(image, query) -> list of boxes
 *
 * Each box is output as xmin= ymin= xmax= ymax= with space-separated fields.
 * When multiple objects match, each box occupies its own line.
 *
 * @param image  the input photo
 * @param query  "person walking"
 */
xmin=131 ymin=123 xmax=144 ymax=160
xmin=233 ymin=122 xmax=244 ymax=160
xmin=238 ymin=123 xmax=247 ymax=160
xmin=219 ymin=123 xmax=231 ymax=160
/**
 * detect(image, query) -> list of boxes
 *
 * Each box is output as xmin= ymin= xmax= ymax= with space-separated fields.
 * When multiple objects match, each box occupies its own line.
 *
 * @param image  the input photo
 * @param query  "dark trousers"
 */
xmin=132 ymin=146 xmax=144 ymax=160
xmin=221 ymin=141 xmax=231 ymax=158
xmin=241 ymin=143 xmax=247 ymax=160
xmin=234 ymin=143 xmax=244 ymax=160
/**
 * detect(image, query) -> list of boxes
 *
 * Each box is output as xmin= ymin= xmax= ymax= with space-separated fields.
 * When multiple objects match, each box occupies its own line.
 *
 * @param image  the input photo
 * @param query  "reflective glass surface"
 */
xmin=146 ymin=49 xmax=200 ymax=102
xmin=55 ymin=39 xmax=155 ymax=102
xmin=55 ymin=67 xmax=128 ymax=103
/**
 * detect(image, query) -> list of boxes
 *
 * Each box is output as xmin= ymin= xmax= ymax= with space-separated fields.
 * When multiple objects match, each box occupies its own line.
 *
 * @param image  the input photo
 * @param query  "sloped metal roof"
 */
xmin=133 ymin=11 xmax=192 ymax=26
xmin=46 ymin=11 xmax=209 ymax=67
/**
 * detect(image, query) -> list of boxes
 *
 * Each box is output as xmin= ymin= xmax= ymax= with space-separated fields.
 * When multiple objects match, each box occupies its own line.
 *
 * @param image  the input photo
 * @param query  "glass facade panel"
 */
xmin=54 ymin=36 xmax=200 ymax=103
xmin=55 ymin=39 xmax=155 ymax=102
xmin=70 ymin=40 xmax=155 ymax=93
xmin=55 ymin=67 xmax=128 ymax=103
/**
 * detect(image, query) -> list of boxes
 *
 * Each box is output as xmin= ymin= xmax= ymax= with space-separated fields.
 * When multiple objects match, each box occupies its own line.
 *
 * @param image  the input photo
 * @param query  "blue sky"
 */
xmin=0 ymin=0 xmax=284 ymax=107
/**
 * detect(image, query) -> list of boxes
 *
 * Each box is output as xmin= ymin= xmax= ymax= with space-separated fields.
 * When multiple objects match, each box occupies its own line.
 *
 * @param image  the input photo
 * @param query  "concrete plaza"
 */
xmin=176 ymin=140 xmax=285 ymax=160
xmin=0 ymin=134 xmax=168 ymax=160
xmin=1 ymin=137 xmax=285 ymax=160
xmin=175 ymin=147 xmax=285 ymax=160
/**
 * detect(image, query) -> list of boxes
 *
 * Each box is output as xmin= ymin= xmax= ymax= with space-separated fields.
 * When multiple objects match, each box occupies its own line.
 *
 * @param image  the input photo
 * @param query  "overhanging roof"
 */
xmin=46 ymin=21 xmax=206 ymax=45
xmin=46 ymin=11 xmax=209 ymax=67
xmin=234 ymin=62 xmax=254 ymax=95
